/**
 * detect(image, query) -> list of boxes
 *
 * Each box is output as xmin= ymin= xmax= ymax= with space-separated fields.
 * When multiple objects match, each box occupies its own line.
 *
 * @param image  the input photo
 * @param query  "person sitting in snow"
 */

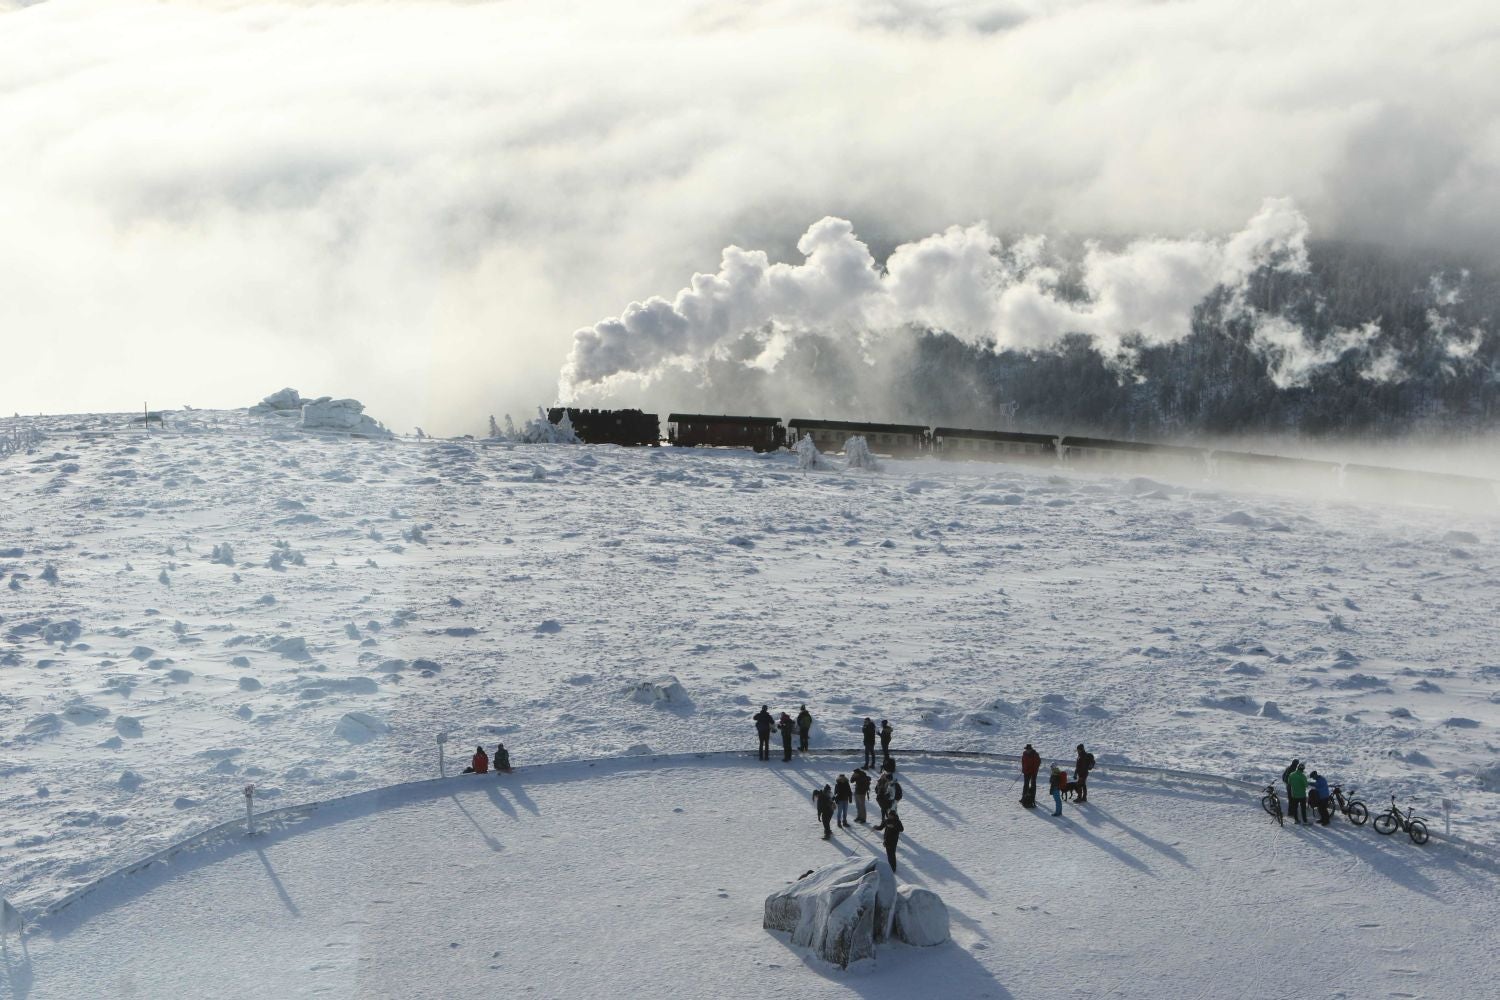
xmin=494 ymin=743 xmax=511 ymax=773
xmin=813 ymin=784 xmax=835 ymax=839
xmin=463 ymin=745 xmax=489 ymax=774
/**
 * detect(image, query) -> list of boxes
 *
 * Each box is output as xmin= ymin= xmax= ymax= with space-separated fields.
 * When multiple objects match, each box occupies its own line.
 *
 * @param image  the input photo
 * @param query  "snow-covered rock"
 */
xmin=763 ymin=856 xmax=896 ymax=968
xmin=630 ymin=674 xmax=689 ymax=707
xmin=891 ymin=884 xmax=950 ymax=947
xmin=300 ymin=398 xmax=392 ymax=438
xmin=335 ymin=711 xmax=390 ymax=743
xmin=251 ymin=387 xmax=304 ymax=414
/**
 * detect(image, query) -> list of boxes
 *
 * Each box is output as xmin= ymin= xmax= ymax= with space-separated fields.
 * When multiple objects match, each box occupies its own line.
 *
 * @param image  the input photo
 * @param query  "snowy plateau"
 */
xmin=2 ymin=408 xmax=1500 ymax=999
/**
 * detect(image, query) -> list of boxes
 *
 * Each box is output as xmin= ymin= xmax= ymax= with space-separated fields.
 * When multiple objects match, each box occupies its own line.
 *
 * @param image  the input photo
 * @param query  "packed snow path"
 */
xmin=10 ymin=755 xmax=1499 ymax=999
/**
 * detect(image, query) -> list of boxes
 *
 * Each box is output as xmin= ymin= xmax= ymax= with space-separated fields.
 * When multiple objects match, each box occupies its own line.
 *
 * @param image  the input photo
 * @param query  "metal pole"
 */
xmin=437 ymin=731 xmax=448 ymax=777
xmin=244 ymin=784 xmax=256 ymax=834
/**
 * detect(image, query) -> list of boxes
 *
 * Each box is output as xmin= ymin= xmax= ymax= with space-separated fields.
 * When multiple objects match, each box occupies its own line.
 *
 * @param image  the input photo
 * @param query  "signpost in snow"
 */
xmin=244 ymin=784 xmax=257 ymax=835
xmin=1 ymin=897 xmax=22 ymax=938
xmin=437 ymin=731 xmax=448 ymax=778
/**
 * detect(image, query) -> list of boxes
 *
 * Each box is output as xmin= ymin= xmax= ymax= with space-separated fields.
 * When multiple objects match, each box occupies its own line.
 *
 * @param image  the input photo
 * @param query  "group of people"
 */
xmin=752 ymin=705 xmax=895 ymax=764
xmin=461 ymin=742 xmax=512 ymax=775
xmin=1020 ymin=742 xmax=1095 ymax=816
xmin=1279 ymin=758 xmax=1335 ymax=825
xmin=811 ymin=754 xmax=905 ymax=871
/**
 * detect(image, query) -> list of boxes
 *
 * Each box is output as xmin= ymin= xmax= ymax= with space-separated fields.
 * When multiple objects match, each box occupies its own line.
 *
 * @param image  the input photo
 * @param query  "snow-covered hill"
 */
xmin=2 ymin=409 xmax=1498 ymax=916
xmin=15 ymin=754 xmax=1500 ymax=999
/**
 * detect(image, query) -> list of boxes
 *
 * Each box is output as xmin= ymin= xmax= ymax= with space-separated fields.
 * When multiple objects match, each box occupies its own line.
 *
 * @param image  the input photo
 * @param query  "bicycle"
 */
xmin=1372 ymin=795 xmax=1429 ymax=844
xmin=1323 ymin=785 xmax=1369 ymax=826
xmin=1261 ymin=784 xmax=1284 ymax=826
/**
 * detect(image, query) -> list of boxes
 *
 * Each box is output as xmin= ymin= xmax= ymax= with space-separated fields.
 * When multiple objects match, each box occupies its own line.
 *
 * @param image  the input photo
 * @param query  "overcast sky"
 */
xmin=3 ymin=0 xmax=1498 ymax=434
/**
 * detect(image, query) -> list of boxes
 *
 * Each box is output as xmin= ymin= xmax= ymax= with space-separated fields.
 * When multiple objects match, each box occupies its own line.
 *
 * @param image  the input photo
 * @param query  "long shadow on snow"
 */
xmin=0 ymin=936 xmax=33 ymax=1000
xmin=766 ymin=929 xmax=1013 ymax=999
xmin=1078 ymin=803 xmax=1194 ymax=869
xmin=1026 ymin=807 xmax=1156 ymax=876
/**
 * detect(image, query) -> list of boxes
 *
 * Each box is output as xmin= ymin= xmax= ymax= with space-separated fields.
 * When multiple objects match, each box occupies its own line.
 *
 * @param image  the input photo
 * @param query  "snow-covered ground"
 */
xmin=13 ymin=754 xmax=1500 ymax=999
xmin=2 ymin=408 xmax=1499 ymax=923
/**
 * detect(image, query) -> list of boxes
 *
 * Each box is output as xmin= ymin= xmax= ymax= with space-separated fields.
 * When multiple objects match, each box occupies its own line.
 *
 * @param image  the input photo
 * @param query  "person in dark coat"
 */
xmin=1281 ymin=758 xmax=1300 ymax=804
xmin=852 ymin=767 xmax=871 ymax=823
xmin=1073 ymin=744 xmax=1095 ymax=803
xmin=874 ymin=771 xmax=903 ymax=829
xmin=778 ymin=712 xmax=795 ymax=762
xmin=879 ymin=719 xmax=894 ymax=762
xmin=880 ymin=755 xmax=897 ymax=776
xmin=862 ymin=717 xmax=877 ymax=768
xmin=813 ymin=784 xmax=835 ymax=839
xmin=462 ymin=745 xmax=489 ymax=774
xmin=494 ymin=743 xmax=511 ymax=773
xmin=1020 ymin=743 xmax=1041 ymax=807
xmin=754 ymin=705 xmax=775 ymax=761
xmin=834 ymin=774 xmax=853 ymax=828
xmin=796 ymin=705 xmax=813 ymax=752
xmin=882 ymin=808 xmax=904 ymax=873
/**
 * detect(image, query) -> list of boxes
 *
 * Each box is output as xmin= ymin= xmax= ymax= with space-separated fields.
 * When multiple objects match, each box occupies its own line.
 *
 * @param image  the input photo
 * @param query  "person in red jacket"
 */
xmin=1020 ymin=743 xmax=1041 ymax=808
xmin=462 ymin=745 xmax=489 ymax=774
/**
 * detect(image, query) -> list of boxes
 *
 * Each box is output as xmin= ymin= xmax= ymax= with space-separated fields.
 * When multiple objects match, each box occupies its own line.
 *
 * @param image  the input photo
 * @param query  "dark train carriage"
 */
xmin=666 ymin=413 xmax=786 ymax=452
xmin=1343 ymin=463 xmax=1498 ymax=511
xmin=547 ymin=407 xmax=660 ymax=446
xmin=1211 ymin=450 xmax=1340 ymax=495
xmin=786 ymin=418 xmax=929 ymax=456
xmin=1059 ymin=435 xmax=1208 ymax=478
xmin=933 ymin=427 xmax=1057 ymax=462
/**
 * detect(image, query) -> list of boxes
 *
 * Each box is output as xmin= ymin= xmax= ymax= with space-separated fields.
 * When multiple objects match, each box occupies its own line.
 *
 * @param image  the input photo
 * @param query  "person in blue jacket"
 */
xmin=1310 ymin=770 xmax=1332 ymax=825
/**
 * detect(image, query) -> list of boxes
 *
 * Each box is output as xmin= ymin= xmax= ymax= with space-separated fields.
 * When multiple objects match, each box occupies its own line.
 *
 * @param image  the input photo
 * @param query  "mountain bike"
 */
xmin=1372 ymin=795 xmax=1428 ymax=844
xmin=1327 ymin=785 xmax=1368 ymax=826
xmin=1261 ymin=784 xmax=1283 ymax=826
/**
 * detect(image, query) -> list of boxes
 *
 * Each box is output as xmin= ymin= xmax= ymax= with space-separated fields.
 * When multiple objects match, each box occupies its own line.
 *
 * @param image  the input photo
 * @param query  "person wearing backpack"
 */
xmin=852 ymin=767 xmax=872 ymax=823
xmin=796 ymin=705 xmax=814 ymax=752
xmin=862 ymin=717 xmax=878 ymax=768
xmin=812 ymin=784 xmax=835 ymax=839
xmin=1074 ymin=744 xmax=1095 ymax=803
xmin=882 ymin=808 xmax=905 ymax=873
xmin=1048 ymin=765 xmax=1065 ymax=816
xmin=1020 ymin=743 xmax=1041 ymax=807
xmin=834 ymin=774 xmax=853 ymax=828
xmin=1287 ymin=763 xmax=1310 ymax=825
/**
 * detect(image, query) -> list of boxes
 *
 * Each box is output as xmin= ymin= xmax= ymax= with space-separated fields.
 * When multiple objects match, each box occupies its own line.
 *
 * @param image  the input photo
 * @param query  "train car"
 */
xmin=1343 ymin=463 xmax=1498 ymax=512
xmin=932 ymin=427 xmax=1057 ymax=462
xmin=1059 ymin=435 xmax=1208 ymax=479
xmin=547 ymin=407 xmax=660 ymax=446
xmin=1211 ymin=450 xmax=1341 ymax=495
xmin=786 ymin=418 xmax=929 ymax=456
xmin=666 ymin=413 xmax=786 ymax=452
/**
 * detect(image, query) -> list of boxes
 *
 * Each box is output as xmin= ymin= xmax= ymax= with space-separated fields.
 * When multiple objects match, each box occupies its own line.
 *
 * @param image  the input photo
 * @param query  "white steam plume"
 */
xmin=562 ymin=199 xmax=1314 ymax=394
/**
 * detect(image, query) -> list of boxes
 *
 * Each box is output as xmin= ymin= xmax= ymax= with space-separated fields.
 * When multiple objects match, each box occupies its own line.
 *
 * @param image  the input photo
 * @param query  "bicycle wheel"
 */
xmin=1261 ymin=793 xmax=1280 ymax=818
xmin=1373 ymin=812 xmax=1398 ymax=836
xmin=1409 ymin=819 xmax=1429 ymax=845
xmin=1346 ymin=800 xmax=1369 ymax=826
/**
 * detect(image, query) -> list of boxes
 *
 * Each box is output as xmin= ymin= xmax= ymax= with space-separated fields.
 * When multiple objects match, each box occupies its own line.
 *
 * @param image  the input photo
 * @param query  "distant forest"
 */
xmin=898 ymin=242 xmax=1500 ymax=440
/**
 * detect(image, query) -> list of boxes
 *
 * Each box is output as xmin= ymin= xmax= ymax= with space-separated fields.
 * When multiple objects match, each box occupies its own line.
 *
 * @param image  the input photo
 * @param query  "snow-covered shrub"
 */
xmin=843 ymin=435 xmax=880 ymax=470
xmin=795 ymin=435 xmax=824 ymax=469
xmin=508 ymin=407 xmax=580 ymax=444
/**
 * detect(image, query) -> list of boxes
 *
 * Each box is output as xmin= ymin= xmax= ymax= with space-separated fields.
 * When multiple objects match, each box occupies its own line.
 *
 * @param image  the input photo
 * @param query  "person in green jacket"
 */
xmin=1287 ymin=762 xmax=1310 ymax=824
xmin=796 ymin=705 xmax=813 ymax=752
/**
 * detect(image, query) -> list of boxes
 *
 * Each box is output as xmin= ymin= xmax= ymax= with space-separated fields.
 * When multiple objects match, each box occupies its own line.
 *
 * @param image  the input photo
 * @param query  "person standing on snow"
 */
xmin=862 ymin=717 xmax=878 ymax=768
xmin=1287 ymin=763 xmax=1310 ymax=825
xmin=1281 ymin=758 xmax=1300 ymax=805
xmin=879 ymin=719 xmax=894 ymax=762
xmin=1074 ymin=744 xmax=1095 ymax=803
xmin=797 ymin=705 xmax=814 ymax=753
xmin=1310 ymin=770 xmax=1332 ymax=825
xmin=1048 ymin=765 xmax=1065 ymax=816
xmin=882 ymin=808 xmax=905 ymax=873
xmin=813 ymin=784 xmax=835 ymax=839
xmin=754 ymin=705 xmax=775 ymax=761
xmin=874 ymin=770 xmax=903 ymax=829
xmin=778 ymin=712 xmax=795 ymax=762
xmin=1020 ymin=743 xmax=1041 ymax=807
xmin=834 ymin=774 xmax=853 ymax=828
xmin=852 ymin=767 xmax=872 ymax=823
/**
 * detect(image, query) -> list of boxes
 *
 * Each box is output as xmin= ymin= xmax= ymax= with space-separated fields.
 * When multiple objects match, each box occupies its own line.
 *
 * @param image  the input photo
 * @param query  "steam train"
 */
xmin=545 ymin=408 xmax=1500 ymax=511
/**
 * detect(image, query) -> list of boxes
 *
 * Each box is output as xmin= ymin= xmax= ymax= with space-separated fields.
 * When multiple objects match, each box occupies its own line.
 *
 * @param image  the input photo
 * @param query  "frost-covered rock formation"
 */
xmin=764 ymin=856 xmax=949 ymax=968
xmin=630 ymin=674 xmax=689 ymax=707
xmin=299 ymin=398 xmax=392 ymax=438
xmin=249 ymin=387 xmax=305 ymax=416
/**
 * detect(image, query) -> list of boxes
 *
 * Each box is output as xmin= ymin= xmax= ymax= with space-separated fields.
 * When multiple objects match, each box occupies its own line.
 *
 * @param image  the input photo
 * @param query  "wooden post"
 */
xmin=144 ymin=401 xmax=149 ymax=435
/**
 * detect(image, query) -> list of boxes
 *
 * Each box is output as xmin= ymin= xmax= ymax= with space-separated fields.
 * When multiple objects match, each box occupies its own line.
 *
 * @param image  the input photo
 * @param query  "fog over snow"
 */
xmin=4 ymin=0 xmax=1500 ymax=434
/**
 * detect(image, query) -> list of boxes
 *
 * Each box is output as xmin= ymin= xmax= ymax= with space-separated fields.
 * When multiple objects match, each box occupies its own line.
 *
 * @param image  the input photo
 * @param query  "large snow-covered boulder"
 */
xmin=251 ymin=387 xmax=305 ymax=414
xmin=763 ymin=856 xmax=897 ymax=968
xmin=891 ymin=884 xmax=950 ymax=947
xmin=300 ymin=398 xmax=392 ymax=438
xmin=630 ymin=674 xmax=689 ymax=707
